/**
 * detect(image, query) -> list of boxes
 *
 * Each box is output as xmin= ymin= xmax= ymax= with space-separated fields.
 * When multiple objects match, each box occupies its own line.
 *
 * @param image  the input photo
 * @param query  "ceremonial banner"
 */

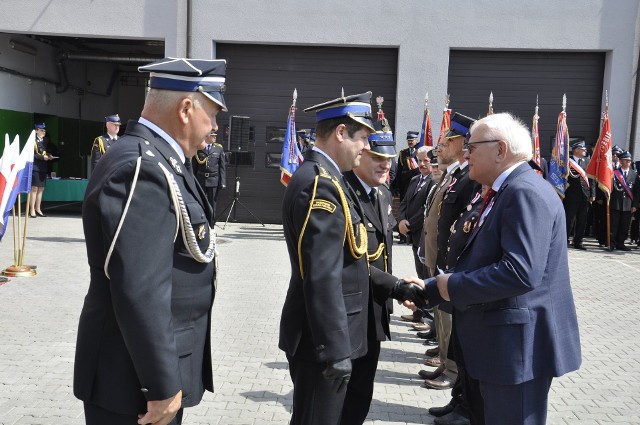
xmin=280 ymin=92 xmax=303 ymax=187
xmin=0 ymin=131 xmax=35 ymax=240
xmin=418 ymin=105 xmax=433 ymax=148
xmin=532 ymin=105 xmax=543 ymax=174
xmin=585 ymin=111 xmax=613 ymax=198
xmin=547 ymin=105 xmax=570 ymax=197
xmin=0 ymin=135 xmax=21 ymax=227
xmin=437 ymin=107 xmax=452 ymax=146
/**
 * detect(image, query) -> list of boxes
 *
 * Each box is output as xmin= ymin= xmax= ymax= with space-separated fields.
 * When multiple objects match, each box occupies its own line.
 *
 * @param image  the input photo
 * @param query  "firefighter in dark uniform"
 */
xmin=343 ymin=122 xmax=397 ymax=425
xmin=609 ymin=151 xmax=640 ymax=251
xmin=279 ymin=92 xmax=426 ymax=425
xmin=90 ymin=114 xmax=121 ymax=170
xmin=193 ymin=130 xmax=227 ymax=224
xmin=564 ymin=140 xmax=595 ymax=250
xmin=392 ymin=130 xmax=421 ymax=200
xmin=74 ymin=58 xmax=227 ymax=425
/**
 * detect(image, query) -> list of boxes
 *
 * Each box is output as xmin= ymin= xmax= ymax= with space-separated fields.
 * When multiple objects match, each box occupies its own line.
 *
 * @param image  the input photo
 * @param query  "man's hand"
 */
xmin=398 ymin=219 xmax=410 ymax=236
xmin=138 ymin=391 xmax=182 ymax=425
xmin=322 ymin=358 xmax=352 ymax=393
xmin=391 ymin=279 xmax=427 ymax=308
xmin=632 ymin=207 xmax=637 ymax=213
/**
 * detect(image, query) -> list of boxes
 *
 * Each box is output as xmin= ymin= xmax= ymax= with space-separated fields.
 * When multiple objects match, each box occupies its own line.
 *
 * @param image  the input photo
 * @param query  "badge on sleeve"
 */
xmin=311 ymin=199 xmax=337 ymax=213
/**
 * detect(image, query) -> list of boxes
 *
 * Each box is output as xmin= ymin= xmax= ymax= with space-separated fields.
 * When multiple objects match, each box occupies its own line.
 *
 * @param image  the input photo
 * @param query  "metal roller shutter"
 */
xmin=215 ymin=44 xmax=399 ymax=224
xmin=447 ymin=50 xmax=605 ymax=157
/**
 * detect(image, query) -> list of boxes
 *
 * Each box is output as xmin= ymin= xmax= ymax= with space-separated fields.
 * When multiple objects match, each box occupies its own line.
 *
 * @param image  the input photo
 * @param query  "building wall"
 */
xmin=191 ymin=0 xmax=640 ymax=153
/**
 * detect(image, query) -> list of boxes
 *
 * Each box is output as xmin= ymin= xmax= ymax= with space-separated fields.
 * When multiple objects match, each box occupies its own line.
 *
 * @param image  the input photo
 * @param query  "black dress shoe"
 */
xmin=419 ymin=366 xmax=444 ymax=380
xmin=429 ymin=402 xmax=456 ymax=417
xmin=29 ymin=214 xmax=37 ymax=218
xmin=573 ymin=244 xmax=587 ymax=250
xmin=36 ymin=211 xmax=46 ymax=217
xmin=434 ymin=410 xmax=470 ymax=425
xmin=417 ymin=330 xmax=436 ymax=339
xmin=619 ymin=245 xmax=631 ymax=251
xmin=423 ymin=338 xmax=439 ymax=346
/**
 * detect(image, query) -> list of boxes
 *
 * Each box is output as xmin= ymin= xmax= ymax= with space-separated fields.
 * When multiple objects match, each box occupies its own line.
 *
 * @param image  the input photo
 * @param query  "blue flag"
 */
xmin=547 ymin=110 xmax=570 ymax=197
xmin=280 ymin=104 xmax=302 ymax=186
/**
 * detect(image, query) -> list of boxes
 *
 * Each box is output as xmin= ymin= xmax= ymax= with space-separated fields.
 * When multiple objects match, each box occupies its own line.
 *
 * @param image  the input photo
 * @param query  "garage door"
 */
xmin=214 ymin=43 xmax=398 ymax=224
xmin=447 ymin=50 xmax=605 ymax=157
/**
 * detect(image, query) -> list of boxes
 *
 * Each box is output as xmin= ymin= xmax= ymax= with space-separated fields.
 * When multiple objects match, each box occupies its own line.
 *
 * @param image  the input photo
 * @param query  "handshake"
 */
xmin=389 ymin=277 xmax=443 ymax=308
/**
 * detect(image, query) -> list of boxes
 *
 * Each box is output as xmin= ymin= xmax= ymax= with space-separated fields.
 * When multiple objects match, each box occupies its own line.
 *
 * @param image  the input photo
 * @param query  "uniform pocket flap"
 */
xmin=175 ymin=327 xmax=195 ymax=357
xmin=343 ymin=292 xmax=363 ymax=315
xmin=483 ymin=308 xmax=530 ymax=326
xmin=186 ymin=202 xmax=207 ymax=224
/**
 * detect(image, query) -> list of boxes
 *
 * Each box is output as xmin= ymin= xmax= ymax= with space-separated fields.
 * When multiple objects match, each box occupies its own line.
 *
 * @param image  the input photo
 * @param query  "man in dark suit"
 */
xmin=392 ymin=130 xmax=421 ymax=200
xmin=424 ymin=113 xmax=582 ymax=424
xmin=564 ymin=140 xmax=595 ymax=250
xmin=343 ymin=125 xmax=397 ymax=425
xmin=398 ymin=146 xmax=435 ymax=279
xmin=279 ymin=92 xmax=426 ymax=425
xmin=90 ymin=114 xmax=121 ymax=170
xmin=74 ymin=58 xmax=226 ymax=425
xmin=609 ymin=151 xmax=640 ymax=251
xmin=193 ymin=130 xmax=227 ymax=224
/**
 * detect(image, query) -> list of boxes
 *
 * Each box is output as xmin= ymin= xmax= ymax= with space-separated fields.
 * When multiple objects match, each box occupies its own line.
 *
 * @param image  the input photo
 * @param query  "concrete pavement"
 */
xmin=0 ymin=215 xmax=639 ymax=424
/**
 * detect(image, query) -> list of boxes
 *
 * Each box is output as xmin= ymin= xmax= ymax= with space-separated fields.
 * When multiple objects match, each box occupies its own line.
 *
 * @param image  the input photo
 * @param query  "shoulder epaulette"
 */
xmin=214 ymin=143 xmax=223 ymax=148
xmin=317 ymin=164 xmax=332 ymax=179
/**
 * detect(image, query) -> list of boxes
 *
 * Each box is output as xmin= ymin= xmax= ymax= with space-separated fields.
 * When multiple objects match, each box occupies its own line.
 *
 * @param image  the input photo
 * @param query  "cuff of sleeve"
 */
xmin=424 ymin=278 xmax=445 ymax=307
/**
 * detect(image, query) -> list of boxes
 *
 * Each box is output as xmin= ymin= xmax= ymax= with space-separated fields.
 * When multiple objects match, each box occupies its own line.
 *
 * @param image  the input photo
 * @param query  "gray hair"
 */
xmin=416 ymin=145 xmax=433 ymax=158
xmin=470 ymin=113 xmax=533 ymax=161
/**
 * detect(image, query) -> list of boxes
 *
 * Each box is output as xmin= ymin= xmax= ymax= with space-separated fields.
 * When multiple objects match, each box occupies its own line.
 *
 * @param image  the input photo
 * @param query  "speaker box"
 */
xmin=228 ymin=115 xmax=251 ymax=152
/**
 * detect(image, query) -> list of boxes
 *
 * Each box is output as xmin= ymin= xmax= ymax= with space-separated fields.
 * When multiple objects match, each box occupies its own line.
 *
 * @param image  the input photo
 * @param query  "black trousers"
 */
xmin=564 ymin=196 xmax=589 ymax=245
xmin=593 ymin=201 xmax=608 ymax=245
xmin=340 ymin=340 xmax=381 ymax=425
xmin=205 ymin=186 xmax=220 ymax=225
xmin=287 ymin=354 xmax=347 ymax=425
xmin=84 ymin=402 xmax=183 ymax=425
xmin=411 ymin=244 xmax=429 ymax=279
xmin=610 ymin=209 xmax=632 ymax=247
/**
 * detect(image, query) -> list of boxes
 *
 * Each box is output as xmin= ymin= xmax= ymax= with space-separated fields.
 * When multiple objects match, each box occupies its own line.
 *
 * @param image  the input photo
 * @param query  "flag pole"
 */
xmin=19 ymin=192 xmax=31 ymax=266
xmin=605 ymin=91 xmax=611 ymax=250
xmin=12 ymin=206 xmax=18 ymax=265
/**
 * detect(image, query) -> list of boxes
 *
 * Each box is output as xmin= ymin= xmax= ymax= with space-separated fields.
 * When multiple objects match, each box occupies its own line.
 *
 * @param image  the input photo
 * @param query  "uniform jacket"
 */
xmin=344 ymin=171 xmax=394 ymax=341
xmin=279 ymin=150 xmax=397 ymax=363
xmin=193 ymin=143 xmax=227 ymax=188
xmin=446 ymin=162 xmax=581 ymax=385
xmin=436 ymin=164 xmax=480 ymax=270
xmin=392 ymin=147 xmax=420 ymax=198
xmin=445 ymin=187 xmax=483 ymax=270
xmin=91 ymin=133 xmax=117 ymax=168
xmin=399 ymin=172 xmax=434 ymax=247
xmin=610 ymin=168 xmax=640 ymax=211
xmin=74 ymin=120 xmax=216 ymax=414
xmin=565 ymin=156 xmax=596 ymax=201
xmin=33 ymin=137 xmax=49 ymax=173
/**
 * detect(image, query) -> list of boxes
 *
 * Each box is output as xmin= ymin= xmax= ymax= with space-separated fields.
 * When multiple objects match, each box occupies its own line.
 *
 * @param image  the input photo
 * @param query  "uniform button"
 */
xmin=367 ymin=223 xmax=373 ymax=228
xmin=141 ymin=388 xmax=149 ymax=393
xmin=144 ymin=141 xmax=150 ymax=145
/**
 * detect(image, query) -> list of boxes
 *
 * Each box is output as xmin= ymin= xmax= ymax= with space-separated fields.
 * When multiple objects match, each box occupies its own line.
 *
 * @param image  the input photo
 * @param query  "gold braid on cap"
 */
xmin=330 ymin=176 xmax=367 ymax=259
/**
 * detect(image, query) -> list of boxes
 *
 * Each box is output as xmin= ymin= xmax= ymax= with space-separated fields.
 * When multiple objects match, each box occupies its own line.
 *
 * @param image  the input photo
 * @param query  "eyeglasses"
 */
xmin=464 ymin=139 xmax=500 ymax=153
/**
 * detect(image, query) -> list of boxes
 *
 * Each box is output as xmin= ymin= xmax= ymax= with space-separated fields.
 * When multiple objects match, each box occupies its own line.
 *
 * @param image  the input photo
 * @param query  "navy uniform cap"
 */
xmin=368 ymin=127 xmax=396 ymax=158
xmin=304 ymin=92 xmax=375 ymax=131
xmin=445 ymin=112 xmax=476 ymax=139
xmin=430 ymin=156 xmax=438 ymax=166
xmin=138 ymin=57 xmax=228 ymax=112
xmin=105 ymin=114 xmax=121 ymax=125
xmin=612 ymin=145 xmax=624 ymax=155
xmin=620 ymin=151 xmax=632 ymax=160
xmin=571 ymin=140 xmax=586 ymax=150
xmin=297 ymin=129 xmax=311 ymax=141
xmin=34 ymin=123 xmax=46 ymax=130
xmin=407 ymin=131 xmax=419 ymax=140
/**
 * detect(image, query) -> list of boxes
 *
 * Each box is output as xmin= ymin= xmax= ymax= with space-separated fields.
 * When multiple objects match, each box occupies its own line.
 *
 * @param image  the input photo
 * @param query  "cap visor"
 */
xmin=201 ymin=91 xmax=228 ymax=112
xmin=350 ymin=116 xmax=375 ymax=132
xmin=370 ymin=146 xmax=397 ymax=158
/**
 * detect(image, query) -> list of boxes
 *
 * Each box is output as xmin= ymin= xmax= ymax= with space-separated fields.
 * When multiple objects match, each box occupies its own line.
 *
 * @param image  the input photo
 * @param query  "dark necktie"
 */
xmin=624 ymin=171 xmax=627 ymax=179
xmin=184 ymin=158 xmax=192 ymax=174
xmin=479 ymin=188 xmax=496 ymax=216
xmin=415 ymin=175 xmax=426 ymax=194
xmin=369 ymin=188 xmax=378 ymax=210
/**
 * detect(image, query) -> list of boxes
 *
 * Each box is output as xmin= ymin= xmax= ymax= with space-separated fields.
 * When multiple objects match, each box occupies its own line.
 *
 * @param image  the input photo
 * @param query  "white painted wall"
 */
xmin=191 ymin=0 xmax=640 ymax=153
xmin=1 ymin=0 xmax=639 ymax=154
